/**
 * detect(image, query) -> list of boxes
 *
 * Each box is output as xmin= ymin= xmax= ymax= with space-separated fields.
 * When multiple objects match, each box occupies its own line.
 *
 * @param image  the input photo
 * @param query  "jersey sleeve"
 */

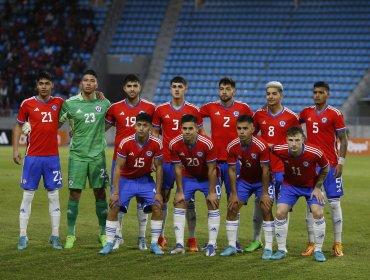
xmin=17 ymin=102 xmax=28 ymax=124
xmin=170 ymin=146 xmax=181 ymax=164
xmin=152 ymin=107 xmax=161 ymax=128
xmin=195 ymin=109 xmax=204 ymax=128
xmin=242 ymin=104 xmax=254 ymax=117
xmin=299 ymin=108 xmax=306 ymax=123
xmin=252 ymin=112 xmax=261 ymax=134
xmin=227 ymin=146 xmax=238 ymax=165
xmin=206 ymin=143 xmax=218 ymax=163
xmin=105 ymin=105 xmax=116 ymax=126
xmin=58 ymin=101 xmax=70 ymax=124
xmin=200 ymin=104 xmax=210 ymax=118
xmin=116 ymin=141 xmax=128 ymax=158
xmin=260 ymin=145 xmax=270 ymax=165
xmin=154 ymin=142 xmax=164 ymax=159
xmin=334 ymin=112 xmax=346 ymax=132
xmin=318 ymin=151 xmax=329 ymax=168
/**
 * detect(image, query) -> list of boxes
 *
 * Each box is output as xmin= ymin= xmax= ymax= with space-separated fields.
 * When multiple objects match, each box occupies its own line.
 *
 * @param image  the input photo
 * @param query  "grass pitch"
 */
xmin=0 ymin=146 xmax=369 ymax=280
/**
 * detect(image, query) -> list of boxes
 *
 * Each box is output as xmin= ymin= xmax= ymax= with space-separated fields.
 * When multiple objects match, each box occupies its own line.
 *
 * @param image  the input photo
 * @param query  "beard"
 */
xmin=220 ymin=95 xmax=232 ymax=103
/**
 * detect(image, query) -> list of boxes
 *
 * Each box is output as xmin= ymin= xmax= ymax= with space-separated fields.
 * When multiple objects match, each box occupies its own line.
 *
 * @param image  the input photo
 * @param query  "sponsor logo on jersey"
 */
xmin=129 ymin=152 xmax=134 ymax=156
xmin=197 ymin=152 xmax=204 ymax=157
xmin=321 ymin=117 xmax=327 ymax=123
xmin=215 ymin=111 xmax=220 ymax=115
xmin=233 ymin=111 xmax=240 ymax=117
xmin=34 ymin=107 xmax=40 ymax=111
xmin=279 ymin=120 xmax=286 ymax=127
xmin=303 ymin=161 xmax=309 ymax=167
xmin=52 ymin=105 xmax=57 ymax=111
xmin=146 ymin=151 xmax=153 ymax=156
xmin=165 ymin=114 xmax=170 ymax=118
xmin=119 ymin=111 xmax=125 ymax=116
xmin=284 ymin=160 xmax=289 ymax=163
xmin=76 ymin=109 xmax=82 ymax=113
xmin=262 ymin=121 xmax=266 ymax=124
xmin=251 ymin=153 xmax=257 ymax=159
xmin=308 ymin=117 xmax=311 ymax=121
xmin=95 ymin=106 xmax=102 ymax=112
xmin=179 ymin=152 xmax=185 ymax=156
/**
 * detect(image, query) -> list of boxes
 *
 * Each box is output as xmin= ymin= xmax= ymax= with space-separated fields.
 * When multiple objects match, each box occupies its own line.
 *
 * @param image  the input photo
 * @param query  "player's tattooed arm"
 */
xmin=335 ymin=130 xmax=348 ymax=177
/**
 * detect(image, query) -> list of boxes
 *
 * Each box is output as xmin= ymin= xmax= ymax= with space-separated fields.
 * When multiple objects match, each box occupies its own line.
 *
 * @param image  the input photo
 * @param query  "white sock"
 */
xmin=116 ymin=211 xmax=124 ymax=238
xmin=226 ymin=220 xmax=238 ymax=247
xmin=186 ymin=200 xmax=196 ymax=239
xmin=236 ymin=212 xmax=240 ymax=241
xmin=313 ymin=217 xmax=326 ymax=252
xmin=151 ymin=220 xmax=163 ymax=244
xmin=262 ymin=221 xmax=275 ymax=251
xmin=208 ymin=209 xmax=220 ymax=245
xmin=105 ymin=220 xmax=118 ymax=243
xmin=253 ymin=198 xmax=263 ymax=242
xmin=161 ymin=202 xmax=168 ymax=237
xmin=329 ymin=198 xmax=342 ymax=243
xmin=19 ymin=190 xmax=35 ymax=237
xmin=48 ymin=190 xmax=61 ymax=237
xmin=305 ymin=204 xmax=315 ymax=243
xmin=173 ymin=208 xmax=186 ymax=246
xmin=137 ymin=203 xmax=148 ymax=238
xmin=274 ymin=218 xmax=288 ymax=252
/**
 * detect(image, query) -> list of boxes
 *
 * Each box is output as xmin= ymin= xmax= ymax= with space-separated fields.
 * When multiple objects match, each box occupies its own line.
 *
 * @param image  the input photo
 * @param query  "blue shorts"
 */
xmin=277 ymin=185 xmax=325 ymax=207
xmin=317 ymin=166 xmax=344 ymax=198
xmin=118 ymin=175 xmax=158 ymax=213
xmin=182 ymin=177 xmax=221 ymax=202
xmin=21 ymin=156 xmax=62 ymax=191
xmin=162 ymin=161 xmax=175 ymax=190
xmin=272 ymin=171 xmax=284 ymax=195
xmin=237 ymin=179 xmax=275 ymax=204
xmin=219 ymin=160 xmax=240 ymax=195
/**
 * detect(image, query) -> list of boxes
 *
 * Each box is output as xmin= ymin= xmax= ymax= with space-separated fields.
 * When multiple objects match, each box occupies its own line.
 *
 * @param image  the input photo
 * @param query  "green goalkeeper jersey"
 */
xmin=59 ymin=93 xmax=111 ymax=160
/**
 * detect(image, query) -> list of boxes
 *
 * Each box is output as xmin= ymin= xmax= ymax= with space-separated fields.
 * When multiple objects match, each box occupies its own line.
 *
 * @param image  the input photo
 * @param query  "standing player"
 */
xmin=105 ymin=74 xmax=155 ymax=250
xmin=250 ymin=81 xmax=300 ymax=253
xmin=99 ymin=113 xmax=164 ymax=255
xmin=300 ymin=81 xmax=348 ymax=257
xmin=169 ymin=114 xmax=220 ymax=257
xmin=221 ymin=115 xmax=275 ymax=259
xmin=13 ymin=71 xmax=63 ymax=250
xmin=270 ymin=126 xmax=329 ymax=262
xmin=152 ymin=76 xmax=204 ymax=252
xmin=59 ymin=69 xmax=111 ymax=249
xmin=200 ymin=77 xmax=253 ymax=252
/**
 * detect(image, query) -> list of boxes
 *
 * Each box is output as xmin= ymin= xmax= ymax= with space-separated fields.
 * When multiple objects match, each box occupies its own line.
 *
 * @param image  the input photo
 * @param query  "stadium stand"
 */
xmin=0 ymin=0 xmax=111 ymax=115
xmin=154 ymin=0 xmax=370 ymax=112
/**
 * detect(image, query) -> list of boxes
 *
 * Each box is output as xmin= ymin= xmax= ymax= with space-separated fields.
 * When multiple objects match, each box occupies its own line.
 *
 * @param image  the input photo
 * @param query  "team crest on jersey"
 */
xmin=279 ymin=121 xmax=286 ymax=127
xmin=233 ymin=111 xmax=240 ymax=117
xmin=95 ymin=106 xmax=102 ymax=112
xmin=146 ymin=151 xmax=153 ymax=156
xmin=197 ymin=152 xmax=204 ymax=157
xmin=303 ymin=161 xmax=309 ymax=167
xmin=52 ymin=105 xmax=57 ymax=111
xmin=251 ymin=153 xmax=257 ymax=159
xmin=321 ymin=117 xmax=327 ymax=123
xmin=68 ymin=179 xmax=74 ymax=186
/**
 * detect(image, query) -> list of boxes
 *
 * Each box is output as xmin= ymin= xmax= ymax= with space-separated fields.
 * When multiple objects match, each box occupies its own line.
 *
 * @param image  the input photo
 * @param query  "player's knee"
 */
xmin=23 ymin=190 xmax=35 ymax=201
xmin=328 ymin=198 xmax=341 ymax=210
xmin=94 ymin=188 xmax=106 ymax=200
xmin=152 ymin=203 xmax=162 ymax=215
xmin=226 ymin=207 xmax=238 ymax=220
xmin=275 ymin=208 xmax=288 ymax=220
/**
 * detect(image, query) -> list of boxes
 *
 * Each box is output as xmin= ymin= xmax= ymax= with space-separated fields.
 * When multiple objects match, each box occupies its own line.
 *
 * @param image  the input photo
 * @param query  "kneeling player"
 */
xmin=271 ymin=126 xmax=329 ymax=262
xmin=169 ymin=114 xmax=221 ymax=257
xmin=221 ymin=114 xmax=275 ymax=259
xmin=99 ymin=113 xmax=164 ymax=255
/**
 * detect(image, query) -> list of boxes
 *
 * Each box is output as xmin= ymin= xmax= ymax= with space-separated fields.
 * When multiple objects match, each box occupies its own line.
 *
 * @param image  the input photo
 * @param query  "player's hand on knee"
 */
xmin=153 ymin=193 xmax=163 ymax=206
xmin=227 ymin=192 xmax=239 ymax=210
xmin=173 ymin=192 xmax=185 ymax=206
xmin=310 ymin=188 xmax=325 ymax=205
xmin=260 ymin=194 xmax=273 ymax=210
xmin=334 ymin=164 xmax=343 ymax=178
xmin=109 ymin=193 xmax=119 ymax=208
xmin=207 ymin=192 xmax=219 ymax=209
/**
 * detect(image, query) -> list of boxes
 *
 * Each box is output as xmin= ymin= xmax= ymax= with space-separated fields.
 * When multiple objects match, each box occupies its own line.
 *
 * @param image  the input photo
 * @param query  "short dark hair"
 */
xmin=313 ymin=81 xmax=330 ymax=92
xmin=123 ymin=74 xmax=141 ymax=86
xmin=82 ymin=69 xmax=98 ymax=79
xmin=181 ymin=114 xmax=197 ymax=125
xmin=36 ymin=71 xmax=53 ymax=82
xmin=237 ymin=114 xmax=253 ymax=124
xmin=287 ymin=126 xmax=305 ymax=137
xmin=170 ymin=76 xmax=187 ymax=86
xmin=136 ymin=112 xmax=152 ymax=124
xmin=219 ymin=77 xmax=236 ymax=88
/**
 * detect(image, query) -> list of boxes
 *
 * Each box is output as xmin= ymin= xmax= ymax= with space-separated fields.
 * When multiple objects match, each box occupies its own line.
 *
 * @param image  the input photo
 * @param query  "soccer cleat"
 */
xmin=270 ymin=250 xmax=286 ymax=260
xmin=205 ymin=244 xmax=216 ymax=257
xmin=150 ymin=243 xmax=164 ymax=255
xmin=137 ymin=237 xmax=147 ymax=250
xmin=314 ymin=251 xmax=326 ymax=262
xmin=333 ymin=242 xmax=344 ymax=257
xmin=301 ymin=242 xmax=315 ymax=256
xmin=169 ymin=243 xmax=185 ymax=254
xmin=113 ymin=235 xmax=124 ymax=250
xmin=220 ymin=245 xmax=237 ymax=256
xmin=64 ymin=235 xmax=76 ymax=249
xmin=200 ymin=242 xmax=218 ymax=252
xmin=17 ymin=236 xmax=28 ymax=250
xmin=99 ymin=242 xmax=114 ymax=255
xmin=98 ymin=234 xmax=107 ymax=247
xmin=235 ymin=241 xmax=243 ymax=253
xmin=49 ymin=236 xmax=62 ymax=250
xmin=244 ymin=240 xmax=262 ymax=253
xmin=158 ymin=236 xmax=168 ymax=250
xmin=186 ymin=237 xmax=199 ymax=252
xmin=261 ymin=249 xmax=273 ymax=260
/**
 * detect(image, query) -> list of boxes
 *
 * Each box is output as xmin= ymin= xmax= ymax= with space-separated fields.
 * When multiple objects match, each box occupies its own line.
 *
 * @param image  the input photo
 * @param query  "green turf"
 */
xmin=1 ymin=146 xmax=369 ymax=279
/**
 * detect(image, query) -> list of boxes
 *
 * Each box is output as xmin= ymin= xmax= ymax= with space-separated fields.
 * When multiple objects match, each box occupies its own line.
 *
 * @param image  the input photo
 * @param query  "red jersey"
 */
xmin=16 ymin=96 xmax=64 ymax=156
xmin=272 ymin=143 xmax=329 ymax=187
xmin=227 ymin=136 xmax=270 ymax=184
xmin=152 ymin=101 xmax=203 ymax=162
xmin=117 ymin=134 xmax=162 ymax=178
xmin=299 ymin=105 xmax=346 ymax=167
xmin=200 ymin=100 xmax=253 ymax=161
xmin=253 ymin=107 xmax=300 ymax=172
xmin=105 ymin=98 xmax=155 ymax=160
xmin=169 ymin=134 xmax=217 ymax=179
